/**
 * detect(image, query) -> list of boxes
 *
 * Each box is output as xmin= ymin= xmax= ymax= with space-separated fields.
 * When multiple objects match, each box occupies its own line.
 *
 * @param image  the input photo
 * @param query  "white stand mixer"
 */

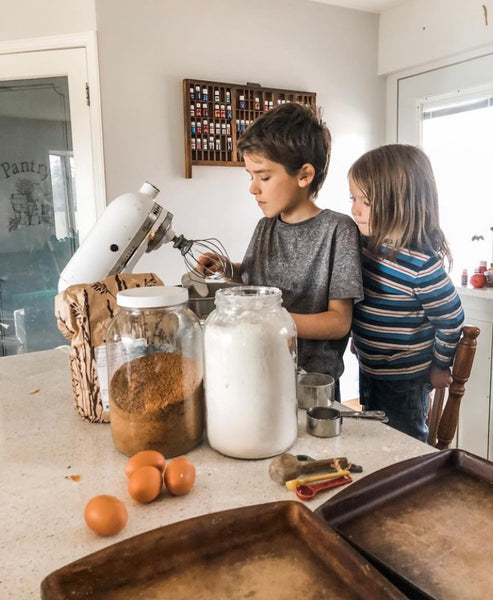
xmin=58 ymin=182 xmax=231 ymax=294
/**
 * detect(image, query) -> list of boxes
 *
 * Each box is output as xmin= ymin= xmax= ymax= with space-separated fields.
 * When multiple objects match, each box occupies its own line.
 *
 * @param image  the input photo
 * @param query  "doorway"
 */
xmin=0 ymin=37 xmax=105 ymax=356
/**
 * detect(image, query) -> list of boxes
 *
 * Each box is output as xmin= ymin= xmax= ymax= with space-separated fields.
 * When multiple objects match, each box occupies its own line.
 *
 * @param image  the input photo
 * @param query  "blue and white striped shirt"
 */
xmin=352 ymin=245 xmax=464 ymax=379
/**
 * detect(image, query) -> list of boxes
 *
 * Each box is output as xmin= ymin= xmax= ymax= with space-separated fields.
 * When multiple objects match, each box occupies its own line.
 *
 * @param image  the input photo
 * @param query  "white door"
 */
xmin=0 ymin=42 xmax=104 ymax=355
xmin=395 ymin=52 xmax=493 ymax=459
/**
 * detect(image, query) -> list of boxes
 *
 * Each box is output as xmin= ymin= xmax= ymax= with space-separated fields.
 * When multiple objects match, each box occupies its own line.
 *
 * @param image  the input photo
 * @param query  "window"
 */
xmin=395 ymin=51 xmax=493 ymax=284
xmin=420 ymin=89 xmax=493 ymax=283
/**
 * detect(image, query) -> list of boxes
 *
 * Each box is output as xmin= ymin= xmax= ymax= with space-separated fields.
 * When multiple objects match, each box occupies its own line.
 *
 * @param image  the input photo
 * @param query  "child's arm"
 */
xmin=415 ymin=256 xmax=465 ymax=374
xmin=290 ymin=298 xmax=353 ymax=340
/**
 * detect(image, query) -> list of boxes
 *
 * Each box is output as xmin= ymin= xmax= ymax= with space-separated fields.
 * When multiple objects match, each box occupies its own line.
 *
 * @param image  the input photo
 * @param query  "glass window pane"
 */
xmin=421 ymin=95 xmax=493 ymax=284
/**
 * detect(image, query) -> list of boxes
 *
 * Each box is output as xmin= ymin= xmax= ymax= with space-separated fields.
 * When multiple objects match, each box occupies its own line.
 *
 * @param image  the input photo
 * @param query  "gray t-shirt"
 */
xmin=241 ymin=209 xmax=363 ymax=379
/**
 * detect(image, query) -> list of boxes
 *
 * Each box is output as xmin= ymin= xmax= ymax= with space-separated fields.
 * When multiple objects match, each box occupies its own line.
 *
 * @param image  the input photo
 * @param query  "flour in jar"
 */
xmin=204 ymin=317 xmax=297 ymax=459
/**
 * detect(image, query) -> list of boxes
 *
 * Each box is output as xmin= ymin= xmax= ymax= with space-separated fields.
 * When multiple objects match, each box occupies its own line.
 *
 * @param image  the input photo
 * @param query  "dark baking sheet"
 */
xmin=41 ymin=501 xmax=407 ymax=600
xmin=316 ymin=449 xmax=493 ymax=600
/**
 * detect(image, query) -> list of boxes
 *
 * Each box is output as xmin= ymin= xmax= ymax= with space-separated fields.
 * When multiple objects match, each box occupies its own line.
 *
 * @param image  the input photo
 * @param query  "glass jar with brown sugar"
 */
xmin=106 ymin=286 xmax=204 ymax=457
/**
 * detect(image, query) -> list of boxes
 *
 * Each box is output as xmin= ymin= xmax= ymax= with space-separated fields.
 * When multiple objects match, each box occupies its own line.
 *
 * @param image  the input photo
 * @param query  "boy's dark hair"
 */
xmin=237 ymin=102 xmax=331 ymax=198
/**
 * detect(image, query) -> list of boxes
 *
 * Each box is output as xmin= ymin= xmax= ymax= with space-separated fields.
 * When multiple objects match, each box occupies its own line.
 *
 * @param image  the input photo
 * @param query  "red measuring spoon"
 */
xmin=295 ymin=475 xmax=352 ymax=501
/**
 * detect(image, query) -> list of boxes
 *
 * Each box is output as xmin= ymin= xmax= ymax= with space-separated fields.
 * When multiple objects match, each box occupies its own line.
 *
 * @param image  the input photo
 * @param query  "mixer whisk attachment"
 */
xmin=171 ymin=234 xmax=233 ymax=280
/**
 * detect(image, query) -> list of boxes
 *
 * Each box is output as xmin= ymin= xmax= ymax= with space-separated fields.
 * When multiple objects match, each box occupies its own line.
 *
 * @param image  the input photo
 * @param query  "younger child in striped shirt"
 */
xmin=349 ymin=144 xmax=464 ymax=442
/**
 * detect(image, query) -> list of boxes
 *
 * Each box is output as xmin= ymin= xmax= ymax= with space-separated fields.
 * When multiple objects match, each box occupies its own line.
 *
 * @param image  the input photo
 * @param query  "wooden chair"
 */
xmin=427 ymin=325 xmax=480 ymax=449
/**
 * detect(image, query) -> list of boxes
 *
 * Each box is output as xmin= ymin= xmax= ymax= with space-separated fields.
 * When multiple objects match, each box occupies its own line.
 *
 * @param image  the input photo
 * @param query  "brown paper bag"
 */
xmin=55 ymin=273 xmax=164 ymax=423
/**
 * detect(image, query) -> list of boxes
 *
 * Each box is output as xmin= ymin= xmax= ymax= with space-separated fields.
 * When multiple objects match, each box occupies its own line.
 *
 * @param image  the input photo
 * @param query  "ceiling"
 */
xmin=309 ymin=0 xmax=406 ymax=13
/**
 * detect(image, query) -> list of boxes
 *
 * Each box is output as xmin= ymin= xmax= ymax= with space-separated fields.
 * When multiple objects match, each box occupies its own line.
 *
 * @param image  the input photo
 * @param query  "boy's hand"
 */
xmin=196 ymin=252 xmax=225 ymax=277
xmin=430 ymin=365 xmax=453 ymax=389
xmin=196 ymin=253 xmax=242 ymax=282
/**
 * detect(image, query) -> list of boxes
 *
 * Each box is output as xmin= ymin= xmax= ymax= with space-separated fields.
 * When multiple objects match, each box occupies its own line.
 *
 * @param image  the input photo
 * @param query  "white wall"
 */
xmin=0 ymin=0 xmax=385 ymax=286
xmin=0 ymin=0 xmax=96 ymax=40
xmin=379 ymin=0 xmax=493 ymax=74
xmin=94 ymin=0 xmax=385 ymax=285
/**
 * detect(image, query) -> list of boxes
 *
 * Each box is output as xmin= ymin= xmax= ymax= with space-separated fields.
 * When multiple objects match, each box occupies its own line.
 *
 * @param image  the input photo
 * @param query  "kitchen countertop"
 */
xmin=457 ymin=285 xmax=493 ymax=298
xmin=457 ymin=285 xmax=493 ymax=321
xmin=0 ymin=347 xmax=436 ymax=599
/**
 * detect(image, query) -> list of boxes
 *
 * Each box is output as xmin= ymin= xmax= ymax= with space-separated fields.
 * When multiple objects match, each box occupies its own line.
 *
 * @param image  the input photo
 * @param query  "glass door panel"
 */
xmin=0 ymin=76 xmax=77 ymax=355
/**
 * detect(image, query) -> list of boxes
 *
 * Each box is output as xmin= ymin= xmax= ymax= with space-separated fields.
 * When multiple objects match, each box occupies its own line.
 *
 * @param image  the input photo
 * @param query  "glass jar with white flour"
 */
xmin=204 ymin=286 xmax=298 ymax=459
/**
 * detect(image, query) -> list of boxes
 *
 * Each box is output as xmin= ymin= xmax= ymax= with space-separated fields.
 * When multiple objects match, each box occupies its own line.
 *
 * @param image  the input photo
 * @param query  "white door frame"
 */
xmin=0 ymin=31 xmax=106 ymax=230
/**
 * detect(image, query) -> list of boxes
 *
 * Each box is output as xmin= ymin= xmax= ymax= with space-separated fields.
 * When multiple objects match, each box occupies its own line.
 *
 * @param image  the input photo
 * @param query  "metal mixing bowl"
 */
xmin=186 ymin=281 xmax=238 ymax=322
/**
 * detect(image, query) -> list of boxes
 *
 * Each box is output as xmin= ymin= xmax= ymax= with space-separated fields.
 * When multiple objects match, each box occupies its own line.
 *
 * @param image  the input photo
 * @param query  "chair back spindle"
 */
xmin=427 ymin=325 xmax=480 ymax=449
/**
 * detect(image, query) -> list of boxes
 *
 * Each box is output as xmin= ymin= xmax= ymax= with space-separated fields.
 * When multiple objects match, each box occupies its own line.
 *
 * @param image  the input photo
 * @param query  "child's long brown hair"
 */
xmin=349 ymin=144 xmax=452 ymax=265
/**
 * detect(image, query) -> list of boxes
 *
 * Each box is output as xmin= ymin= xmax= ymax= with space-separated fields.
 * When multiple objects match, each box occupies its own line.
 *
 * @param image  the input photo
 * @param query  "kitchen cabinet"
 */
xmin=456 ymin=287 xmax=493 ymax=459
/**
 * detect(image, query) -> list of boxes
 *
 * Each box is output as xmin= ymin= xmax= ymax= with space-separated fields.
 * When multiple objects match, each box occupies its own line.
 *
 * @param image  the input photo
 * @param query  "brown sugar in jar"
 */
xmin=106 ymin=286 xmax=204 ymax=457
xmin=110 ymin=351 xmax=204 ymax=457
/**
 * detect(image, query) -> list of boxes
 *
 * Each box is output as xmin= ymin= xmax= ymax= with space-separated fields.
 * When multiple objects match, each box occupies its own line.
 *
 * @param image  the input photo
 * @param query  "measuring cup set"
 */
xmin=277 ymin=373 xmax=388 ymax=501
xmin=297 ymin=371 xmax=388 ymax=438
xmin=289 ymin=373 xmax=387 ymax=500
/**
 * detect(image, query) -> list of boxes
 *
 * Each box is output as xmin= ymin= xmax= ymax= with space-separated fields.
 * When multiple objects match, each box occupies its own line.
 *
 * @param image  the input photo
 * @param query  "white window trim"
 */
xmin=0 ymin=31 xmax=106 ymax=219
xmin=386 ymin=43 xmax=493 ymax=143
xmin=417 ymin=85 xmax=493 ymax=145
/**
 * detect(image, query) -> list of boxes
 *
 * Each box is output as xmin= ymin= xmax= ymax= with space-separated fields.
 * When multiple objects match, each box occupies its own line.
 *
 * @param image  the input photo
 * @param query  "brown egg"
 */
xmin=128 ymin=465 xmax=163 ymax=503
xmin=84 ymin=495 xmax=128 ymax=536
xmin=164 ymin=457 xmax=196 ymax=496
xmin=124 ymin=450 xmax=166 ymax=478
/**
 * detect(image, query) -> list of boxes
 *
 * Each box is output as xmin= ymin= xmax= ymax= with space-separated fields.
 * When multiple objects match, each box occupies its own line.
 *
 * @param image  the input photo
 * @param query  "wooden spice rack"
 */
xmin=183 ymin=78 xmax=316 ymax=178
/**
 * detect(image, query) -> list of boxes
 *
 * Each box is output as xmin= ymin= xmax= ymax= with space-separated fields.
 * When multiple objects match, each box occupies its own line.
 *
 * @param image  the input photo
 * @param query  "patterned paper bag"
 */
xmin=55 ymin=273 xmax=164 ymax=423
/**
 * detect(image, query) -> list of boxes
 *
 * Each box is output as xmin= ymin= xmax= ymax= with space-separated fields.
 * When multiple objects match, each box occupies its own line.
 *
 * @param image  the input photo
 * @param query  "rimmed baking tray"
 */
xmin=316 ymin=449 xmax=493 ymax=600
xmin=41 ymin=500 xmax=407 ymax=600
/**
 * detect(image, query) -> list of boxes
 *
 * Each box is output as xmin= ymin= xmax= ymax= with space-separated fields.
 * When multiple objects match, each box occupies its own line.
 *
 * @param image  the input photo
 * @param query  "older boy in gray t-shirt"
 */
xmin=199 ymin=103 xmax=363 ymax=396
xmin=242 ymin=209 xmax=362 ymax=380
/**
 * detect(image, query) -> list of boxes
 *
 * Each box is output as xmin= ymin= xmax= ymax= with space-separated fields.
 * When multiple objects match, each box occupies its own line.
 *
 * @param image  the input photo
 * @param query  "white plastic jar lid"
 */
xmin=116 ymin=286 xmax=188 ymax=308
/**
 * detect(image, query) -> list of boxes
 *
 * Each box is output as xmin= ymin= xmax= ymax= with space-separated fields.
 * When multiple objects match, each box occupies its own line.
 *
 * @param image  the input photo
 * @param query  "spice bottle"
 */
xmin=106 ymin=286 xmax=204 ymax=457
xmin=203 ymin=286 xmax=298 ymax=459
xmin=486 ymin=264 xmax=493 ymax=288
xmin=461 ymin=269 xmax=468 ymax=287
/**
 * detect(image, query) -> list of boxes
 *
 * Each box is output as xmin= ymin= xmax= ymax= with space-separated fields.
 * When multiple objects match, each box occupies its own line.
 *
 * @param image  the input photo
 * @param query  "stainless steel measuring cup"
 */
xmin=297 ymin=372 xmax=335 ymax=409
xmin=306 ymin=407 xmax=342 ymax=437
xmin=306 ymin=406 xmax=389 ymax=438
